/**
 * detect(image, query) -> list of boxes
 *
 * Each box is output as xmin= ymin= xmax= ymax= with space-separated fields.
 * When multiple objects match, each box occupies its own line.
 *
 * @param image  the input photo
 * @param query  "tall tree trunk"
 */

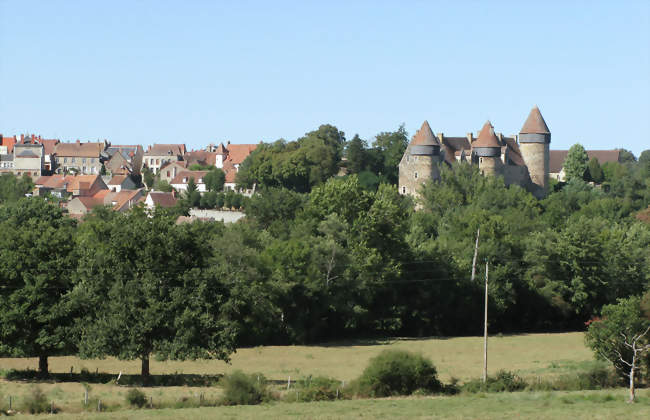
xmin=629 ymin=358 xmax=635 ymax=403
xmin=141 ymin=355 xmax=150 ymax=380
xmin=38 ymin=355 xmax=48 ymax=376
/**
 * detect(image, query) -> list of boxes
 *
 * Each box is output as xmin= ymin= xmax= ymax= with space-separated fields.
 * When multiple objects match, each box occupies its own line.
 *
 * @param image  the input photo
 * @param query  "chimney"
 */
xmin=227 ymin=140 xmax=230 ymax=145
xmin=21 ymin=134 xmax=24 ymax=142
xmin=76 ymin=139 xmax=80 ymax=145
xmin=466 ymin=133 xmax=474 ymax=143
xmin=436 ymin=133 xmax=444 ymax=143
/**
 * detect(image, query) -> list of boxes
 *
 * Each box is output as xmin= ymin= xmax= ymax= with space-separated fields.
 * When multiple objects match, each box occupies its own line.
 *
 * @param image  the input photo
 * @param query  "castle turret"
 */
xmin=398 ymin=120 xmax=441 ymax=198
xmin=473 ymin=121 xmax=502 ymax=177
xmin=518 ymin=106 xmax=550 ymax=192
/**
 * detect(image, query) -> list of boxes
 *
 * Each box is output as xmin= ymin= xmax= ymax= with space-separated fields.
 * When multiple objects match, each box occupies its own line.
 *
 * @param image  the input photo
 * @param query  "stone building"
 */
xmin=399 ymin=106 xmax=551 ymax=200
xmin=143 ymin=144 xmax=187 ymax=174
xmin=54 ymin=140 xmax=108 ymax=175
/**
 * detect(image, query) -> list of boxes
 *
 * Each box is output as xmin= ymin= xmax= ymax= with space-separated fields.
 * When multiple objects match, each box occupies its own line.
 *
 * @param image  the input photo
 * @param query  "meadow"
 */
xmin=1 ymin=332 xmax=646 ymax=418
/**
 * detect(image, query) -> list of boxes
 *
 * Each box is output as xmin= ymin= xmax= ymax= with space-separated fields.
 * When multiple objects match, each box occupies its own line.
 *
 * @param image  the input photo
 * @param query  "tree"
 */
xmin=0 ymin=199 xmax=77 ymax=375
xmin=587 ymin=157 xmax=604 ymax=183
xmin=372 ymin=124 xmax=409 ymax=184
xmin=184 ymin=177 xmax=201 ymax=207
xmin=618 ymin=149 xmax=636 ymax=164
xmin=585 ymin=296 xmax=650 ymax=402
xmin=0 ymin=173 xmax=34 ymax=203
xmin=204 ymin=168 xmax=226 ymax=192
xmin=153 ymin=179 xmax=174 ymax=192
xmin=100 ymin=163 xmax=107 ymax=176
xmin=346 ymin=134 xmax=368 ymax=174
xmin=563 ymin=144 xmax=589 ymax=182
xmin=72 ymin=209 xmax=237 ymax=379
xmin=142 ymin=167 xmax=155 ymax=189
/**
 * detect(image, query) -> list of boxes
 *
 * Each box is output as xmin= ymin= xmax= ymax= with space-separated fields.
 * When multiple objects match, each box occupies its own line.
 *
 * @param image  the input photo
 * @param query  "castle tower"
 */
xmin=518 ymin=106 xmax=550 ymax=192
xmin=398 ymin=120 xmax=441 ymax=198
xmin=473 ymin=121 xmax=503 ymax=177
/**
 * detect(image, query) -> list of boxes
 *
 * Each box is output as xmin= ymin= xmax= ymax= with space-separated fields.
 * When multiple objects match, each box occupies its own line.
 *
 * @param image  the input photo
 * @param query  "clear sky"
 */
xmin=1 ymin=1 xmax=649 ymax=155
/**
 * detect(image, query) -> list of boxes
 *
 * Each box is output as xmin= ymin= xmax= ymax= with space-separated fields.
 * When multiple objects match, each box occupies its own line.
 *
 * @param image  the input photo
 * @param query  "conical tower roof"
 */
xmin=520 ymin=106 xmax=550 ymax=134
xmin=473 ymin=121 xmax=501 ymax=148
xmin=411 ymin=120 xmax=440 ymax=146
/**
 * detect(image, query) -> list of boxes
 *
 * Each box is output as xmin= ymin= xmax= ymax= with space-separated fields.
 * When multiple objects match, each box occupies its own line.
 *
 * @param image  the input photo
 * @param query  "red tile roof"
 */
xmin=410 ymin=121 xmax=439 ymax=146
xmin=148 ymin=191 xmax=177 ymax=208
xmin=107 ymin=175 xmax=128 ymax=185
xmin=226 ymin=144 xmax=257 ymax=165
xmin=170 ymin=170 xmax=209 ymax=185
xmin=55 ymin=141 xmax=105 ymax=157
xmin=549 ymin=149 xmax=621 ymax=173
xmin=38 ymin=139 xmax=60 ymax=155
xmin=473 ymin=121 xmax=501 ymax=148
xmin=1 ymin=135 xmax=17 ymax=153
xmin=520 ymin=106 xmax=550 ymax=134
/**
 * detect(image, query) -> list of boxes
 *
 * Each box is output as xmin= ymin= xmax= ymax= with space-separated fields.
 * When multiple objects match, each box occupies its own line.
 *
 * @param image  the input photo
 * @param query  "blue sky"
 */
xmin=1 ymin=1 xmax=649 ymax=155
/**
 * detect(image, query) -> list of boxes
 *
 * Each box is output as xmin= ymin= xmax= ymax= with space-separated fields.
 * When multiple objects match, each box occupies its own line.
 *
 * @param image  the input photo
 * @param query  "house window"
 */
xmin=407 ymin=155 xmax=410 ymax=162
xmin=71 ymin=158 xmax=76 ymax=163
xmin=64 ymin=157 xmax=68 ymax=163
xmin=166 ymin=170 xmax=170 ymax=177
xmin=90 ymin=158 xmax=95 ymax=163
xmin=414 ymin=172 xmax=418 ymax=179
xmin=82 ymin=158 xmax=86 ymax=163
xmin=156 ymin=159 xmax=160 ymax=165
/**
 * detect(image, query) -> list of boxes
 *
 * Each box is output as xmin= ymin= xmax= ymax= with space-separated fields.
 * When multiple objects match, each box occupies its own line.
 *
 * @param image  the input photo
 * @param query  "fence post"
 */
xmin=97 ymin=399 xmax=101 ymax=412
xmin=84 ymin=389 xmax=88 ymax=405
xmin=9 ymin=395 xmax=12 ymax=410
xmin=287 ymin=376 xmax=291 ymax=389
xmin=149 ymin=396 xmax=153 ymax=408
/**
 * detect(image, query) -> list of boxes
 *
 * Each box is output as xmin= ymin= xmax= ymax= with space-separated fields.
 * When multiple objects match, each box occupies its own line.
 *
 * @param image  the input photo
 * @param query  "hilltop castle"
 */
xmin=398 ymin=106 xmax=551 ymax=199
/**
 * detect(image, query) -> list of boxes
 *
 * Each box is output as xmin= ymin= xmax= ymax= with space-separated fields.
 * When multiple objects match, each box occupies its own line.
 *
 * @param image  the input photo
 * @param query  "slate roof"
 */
xmin=520 ymin=106 xmax=550 ymax=134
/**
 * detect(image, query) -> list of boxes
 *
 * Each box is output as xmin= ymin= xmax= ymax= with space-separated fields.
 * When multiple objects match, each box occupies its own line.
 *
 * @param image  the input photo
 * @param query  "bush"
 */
xmin=354 ymin=350 xmax=442 ymax=397
xmin=22 ymin=386 xmax=51 ymax=414
xmin=126 ymin=388 xmax=148 ymax=408
xmin=461 ymin=370 xmax=527 ymax=393
xmin=220 ymin=370 xmax=270 ymax=405
xmin=526 ymin=367 xmax=621 ymax=391
xmin=284 ymin=376 xmax=347 ymax=402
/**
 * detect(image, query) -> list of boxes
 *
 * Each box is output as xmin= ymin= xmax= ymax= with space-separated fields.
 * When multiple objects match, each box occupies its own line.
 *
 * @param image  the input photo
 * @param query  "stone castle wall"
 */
xmin=519 ymin=142 xmax=549 ymax=192
xmin=398 ymin=149 xmax=440 ymax=197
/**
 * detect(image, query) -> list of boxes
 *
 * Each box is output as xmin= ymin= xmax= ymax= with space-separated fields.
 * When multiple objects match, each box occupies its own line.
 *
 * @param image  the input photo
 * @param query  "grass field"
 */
xmin=0 ymin=332 xmax=593 ymax=383
xmin=19 ymin=390 xmax=650 ymax=419
xmin=0 ymin=332 xmax=634 ymax=418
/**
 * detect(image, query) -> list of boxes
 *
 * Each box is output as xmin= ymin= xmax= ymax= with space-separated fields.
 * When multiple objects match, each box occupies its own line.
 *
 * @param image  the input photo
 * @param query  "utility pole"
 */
xmin=483 ymin=259 xmax=489 ymax=383
xmin=470 ymin=228 xmax=480 ymax=283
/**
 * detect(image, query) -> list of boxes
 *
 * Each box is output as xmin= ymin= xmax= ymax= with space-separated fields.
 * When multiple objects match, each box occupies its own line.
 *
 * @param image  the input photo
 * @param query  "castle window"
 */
xmin=414 ymin=172 xmax=418 ymax=179
xmin=402 ymin=186 xmax=406 ymax=194
xmin=480 ymin=157 xmax=483 ymax=163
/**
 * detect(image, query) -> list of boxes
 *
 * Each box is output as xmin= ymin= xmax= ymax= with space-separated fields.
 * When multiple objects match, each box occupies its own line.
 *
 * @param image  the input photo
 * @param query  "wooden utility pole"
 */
xmin=470 ymin=229 xmax=480 ymax=283
xmin=483 ymin=260 xmax=489 ymax=383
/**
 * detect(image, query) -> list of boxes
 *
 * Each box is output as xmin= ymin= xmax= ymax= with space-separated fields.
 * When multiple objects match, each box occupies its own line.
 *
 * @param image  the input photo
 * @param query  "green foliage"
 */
xmin=284 ymin=376 xmax=347 ymax=402
xmin=126 ymin=388 xmax=148 ymax=408
xmin=585 ymin=296 xmax=650 ymax=380
xmin=564 ymin=143 xmax=589 ymax=182
xmin=587 ymin=157 xmax=604 ymax=183
xmin=22 ymin=386 xmax=50 ymax=414
xmin=0 ymin=173 xmax=34 ymax=203
xmin=220 ymin=370 xmax=270 ymax=405
xmin=204 ymin=168 xmax=226 ymax=192
xmin=245 ymin=187 xmax=306 ymax=230
xmin=184 ymin=177 xmax=201 ymax=207
xmin=355 ymin=350 xmax=442 ymax=397
xmin=189 ymin=163 xmax=215 ymax=171
xmin=153 ymin=179 xmax=174 ymax=192
xmin=345 ymin=134 xmax=368 ymax=174
xmin=372 ymin=124 xmax=409 ymax=184
xmin=142 ymin=166 xmax=155 ymax=189
xmin=0 ymin=198 xmax=77 ymax=374
xmin=462 ymin=370 xmax=527 ymax=393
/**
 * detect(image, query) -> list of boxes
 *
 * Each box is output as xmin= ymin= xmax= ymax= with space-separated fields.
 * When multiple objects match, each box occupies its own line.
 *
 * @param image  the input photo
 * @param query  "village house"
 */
xmin=170 ymin=170 xmax=208 ymax=193
xmin=34 ymin=174 xmax=108 ymax=198
xmin=549 ymin=150 xmax=621 ymax=181
xmin=158 ymin=160 xmax=188 ymax=184
xmin=144 ymin=191 xmax=177 ymax=210
xmin=144 ymin=144 xmax=186 ymax=174
xmin=106 ymin=175 xmax=137 ymax=192
xmin=67 ymin=188 xmax=144 ymax=216
xmin=105 ymin=144 xmax=144 ymax=176
xmin=54 ymin=140 xmax=108 ymax=175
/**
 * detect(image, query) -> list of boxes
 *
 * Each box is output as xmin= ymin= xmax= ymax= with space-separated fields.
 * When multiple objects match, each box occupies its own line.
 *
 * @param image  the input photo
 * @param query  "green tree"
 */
xmin=346 ymin=134 xmax=368 ymax=174
xmin=204 ymin=168 xmax=226 ymax=192
xmin=618 ymin=149 xmax=636 ymax=164
xmin=142 ymin=167 xmax=155 ymax=189
xmin=0 ymin=173 xmax=34 ymax=203
xmin=564 ymin=143 xmax=589 ymax=182
xmin=184 ymin=177 xmax=201 ymax=207
xmin=245 ymin=187 xmax=306 ymax=230
xmin=0 ymin=199 xmax=77 ymax=375
xmin=587 ymin=157 xmax=604 ymax=183
xmin=585 ymin=296 xmax=650 ymax=402
xmin=372 ymin=124 xmax=409 ymax=184
xmin=153 ymin=179 xmax=174 ymax=192
xmin=72 ymin=209 xmax=237 ymax=378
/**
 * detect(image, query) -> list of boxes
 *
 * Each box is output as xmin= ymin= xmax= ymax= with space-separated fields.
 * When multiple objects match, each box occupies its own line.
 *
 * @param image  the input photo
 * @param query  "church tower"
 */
xmin=519 ymin=106 xmax=550 ymax=192
xmin=398 ymin=120 xmax=441 ymax=198
xmin=473 ymin=121 xmax=503 ymax=177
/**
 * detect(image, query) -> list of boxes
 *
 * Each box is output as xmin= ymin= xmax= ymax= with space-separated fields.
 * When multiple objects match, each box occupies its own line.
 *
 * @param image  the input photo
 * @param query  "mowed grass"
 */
xmin=32 ymin=389 xmax=650 ymax=420
xmin=0 ymin=332 xmax=592 ymax=383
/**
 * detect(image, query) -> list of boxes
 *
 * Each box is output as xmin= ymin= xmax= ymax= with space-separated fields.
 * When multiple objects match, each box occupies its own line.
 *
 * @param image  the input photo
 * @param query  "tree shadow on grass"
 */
xmin=1 ymin=369 xmax=222 ymax=387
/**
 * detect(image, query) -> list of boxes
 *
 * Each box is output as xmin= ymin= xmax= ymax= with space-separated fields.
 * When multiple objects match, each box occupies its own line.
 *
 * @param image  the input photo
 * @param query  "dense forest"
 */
xmin=0 ymin=125 xmax=649 ymax=376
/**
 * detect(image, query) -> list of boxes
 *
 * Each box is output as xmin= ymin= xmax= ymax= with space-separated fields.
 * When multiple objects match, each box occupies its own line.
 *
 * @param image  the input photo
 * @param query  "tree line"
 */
xmin=0 ymin=128 xmax=648 ymax=379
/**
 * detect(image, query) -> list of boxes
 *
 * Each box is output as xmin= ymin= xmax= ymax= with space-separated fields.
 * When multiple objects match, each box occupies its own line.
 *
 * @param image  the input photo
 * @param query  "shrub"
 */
xmin=126 ymin=388 xmax=148 ymax=408
xmin=284 ymin=376 xmax=347 ymax=402
xmin=462 ymin=370 xmax=527 ymax=393
xmin=22 ymin=386 xmax=51 ymax=414
xmin=354 ymin=350 xmax=442 ymax=397
xmin=220 ymin=370 xmax=270 ymax=405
